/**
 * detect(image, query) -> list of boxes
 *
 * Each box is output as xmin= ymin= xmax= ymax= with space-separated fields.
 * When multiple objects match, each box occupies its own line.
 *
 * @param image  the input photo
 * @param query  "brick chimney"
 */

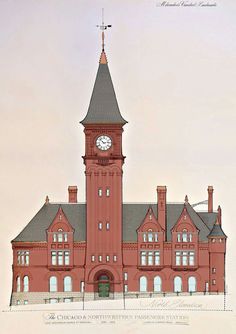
xmin=68 ymin=186 xmax=78 ymax=203
xmin=207 ymin=186 xmax=214 ymax=213
xmin=217 ymin=205 xmax=222 ymax=225
xmin=157 ymin=186 xmax=167 ymax=231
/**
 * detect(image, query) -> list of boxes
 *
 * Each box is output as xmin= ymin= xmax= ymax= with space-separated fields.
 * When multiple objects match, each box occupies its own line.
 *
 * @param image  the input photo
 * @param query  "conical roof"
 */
xmin=81 ymin=51 xmax=127 ymax=125
xmin=208 ymin=221 xmax=227 ymax=238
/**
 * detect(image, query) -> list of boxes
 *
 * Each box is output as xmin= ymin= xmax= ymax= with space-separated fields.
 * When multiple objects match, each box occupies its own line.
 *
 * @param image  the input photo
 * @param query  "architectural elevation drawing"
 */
xmin=10 ymin=27 xmax=227 ymax=306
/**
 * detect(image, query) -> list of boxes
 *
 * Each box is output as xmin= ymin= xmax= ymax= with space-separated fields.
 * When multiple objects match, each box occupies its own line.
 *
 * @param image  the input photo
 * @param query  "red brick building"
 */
xmin=10 ymin=40 xmax=227 ymax=305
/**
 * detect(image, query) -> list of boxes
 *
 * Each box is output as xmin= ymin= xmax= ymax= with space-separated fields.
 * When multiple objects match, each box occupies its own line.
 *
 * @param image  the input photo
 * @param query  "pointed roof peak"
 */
xmin=99 ymin=50 xmax=108 ymax=64
xmin=208 ymin=218 xmax=227 ymax=238
xmin=81 ymin=11 xmax=127 ymax=125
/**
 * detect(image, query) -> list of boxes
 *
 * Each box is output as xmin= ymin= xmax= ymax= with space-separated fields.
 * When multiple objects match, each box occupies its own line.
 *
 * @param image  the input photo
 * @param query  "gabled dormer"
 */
xmin=47 ymin=206 xmax=75 ymax=270
xmin=137 ymin=206 xmax=164 ymax=270
xmin=171 ymin=198 xmax=199 ymax=270
xmin=137 ymin=206 xmax=164 ymax=243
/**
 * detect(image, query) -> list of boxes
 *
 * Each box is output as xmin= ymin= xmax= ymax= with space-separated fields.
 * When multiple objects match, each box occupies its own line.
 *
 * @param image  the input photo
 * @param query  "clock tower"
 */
xmin=81 ymin=37 xmax=127 ymax=299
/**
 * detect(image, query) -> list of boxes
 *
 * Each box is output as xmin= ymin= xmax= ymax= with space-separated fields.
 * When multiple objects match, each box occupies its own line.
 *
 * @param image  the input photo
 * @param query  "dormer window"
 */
xmin=52 ymin=229 xmax=68 ymax=243
xmin=176 ymin=230 xmax=193 ymax=243
xmin=58 ymin=232 xmax=63 ymax=242
xmin=142 ymin=231 xmax=158 ymax=242
xmin=182 ymin=230 xmax=188 ymax=242
xmin=148 ymin=231 xmax=153 ymax=242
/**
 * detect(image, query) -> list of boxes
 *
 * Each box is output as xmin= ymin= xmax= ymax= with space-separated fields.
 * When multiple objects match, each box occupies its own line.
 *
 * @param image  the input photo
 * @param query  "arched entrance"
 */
xmin=94 ymin=271 xmax=114 ymax=298
xmin=98 ymin=274 xmax=110 ymax=297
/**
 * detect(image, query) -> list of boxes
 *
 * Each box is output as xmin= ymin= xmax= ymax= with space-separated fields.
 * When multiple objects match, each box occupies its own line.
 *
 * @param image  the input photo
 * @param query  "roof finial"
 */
xmin=185 ymin=195 xmax=189 ymax=204
xmin=45 ymin=195 xmax=49 ymax=205
xmin=96 ymin=9 xmax=112 ymax=64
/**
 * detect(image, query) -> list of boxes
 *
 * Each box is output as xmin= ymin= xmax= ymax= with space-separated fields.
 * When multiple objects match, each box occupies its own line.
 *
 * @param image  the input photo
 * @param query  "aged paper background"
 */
xmin=0 ymin=0 xmax=235 ymax=333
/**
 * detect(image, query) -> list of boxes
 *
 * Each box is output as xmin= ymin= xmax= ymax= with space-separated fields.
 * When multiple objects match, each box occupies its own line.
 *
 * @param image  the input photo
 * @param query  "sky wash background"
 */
xmin=0 ymin=0 xmax=236 ymax=333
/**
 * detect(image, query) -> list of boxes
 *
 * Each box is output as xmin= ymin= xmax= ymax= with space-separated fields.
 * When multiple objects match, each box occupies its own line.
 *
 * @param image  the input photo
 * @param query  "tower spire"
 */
xmin=96 ymin=8 xmax=112 ymax=64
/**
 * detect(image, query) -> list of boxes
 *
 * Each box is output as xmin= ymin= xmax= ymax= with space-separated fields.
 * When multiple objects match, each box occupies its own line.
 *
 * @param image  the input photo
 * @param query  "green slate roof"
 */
xmin=81 ymin=63 xmax=127 ymax=125
xmin=208 ymin=223 xmax=227 ymax=238
xmin=12 ymin=203 xmax=220 ymax=243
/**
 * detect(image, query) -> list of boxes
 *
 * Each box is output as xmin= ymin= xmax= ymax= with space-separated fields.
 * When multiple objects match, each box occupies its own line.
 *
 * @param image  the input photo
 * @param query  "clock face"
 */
xmin=96 ymin=135 xmax=112 ymax=151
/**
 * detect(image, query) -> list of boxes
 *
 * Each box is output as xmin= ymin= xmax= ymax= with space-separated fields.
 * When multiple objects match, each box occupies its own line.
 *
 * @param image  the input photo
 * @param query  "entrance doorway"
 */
xmin=98 ymin=274 xmax=110 ymax=297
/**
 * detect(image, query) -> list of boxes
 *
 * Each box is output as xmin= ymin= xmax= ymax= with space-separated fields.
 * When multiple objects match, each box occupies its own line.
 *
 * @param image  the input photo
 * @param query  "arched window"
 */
xmin=23 ymin=276 xmax=29 ymax=292
xmin=154 ymin=276 xmax=162 ymax=292
xmin=140 ymin=276 xmax=147 ymax=292
xmin=49 ymin=276 xmax=57 ymax=292
xmin=182 ymin=229 xmax=187 ymax=242
xmin=188 ymin=276 xmax=196 ymax=292
xmin=57 ymin=229 xmax=63 ymax=242
xmin=64 ymin=276 xmax=72 ymax=292
xmin=148 ymin=231 xmax=153 ymax=242
xmin=16 ymin=276 xmax=21 ymax=292
xmin=174 ymin=276 xmax=182 ymax=292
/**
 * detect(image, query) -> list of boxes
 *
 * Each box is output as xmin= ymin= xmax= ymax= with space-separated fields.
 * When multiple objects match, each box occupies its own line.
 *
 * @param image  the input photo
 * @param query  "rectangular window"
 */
xmin=58 ymin=233 xmax=63 ymax=242
xmin=154 ymin=233 xmax=158 ymax=242
xmin=17 ymin=251 xmax=30 ymax=265
xmin=98 ymin=188 xmax=102 ymax=197
xmin=58 ymin=251 xmax=63 ymax=265
xmin=182 ymin=232 xmax=187 ymax=242
xmin=124 ymin=272 xmax=128 ymax=281
xmin=98 ymin=255 xmax=102 ymax=262
xmin=175 ymin=252 xmax=181 ymax=266
xmin=106 ymin=255 xmax=110 ymax=262
xmin=80 ymin=281 xmax=84 ymax=292
xmin=106 ymin=188 xmax=110 ymax=197
xmin=189 ymin=252 xmax=195 ymax=266
xmin=148 ymin=252 xmax=153 ymax=265
xmin=51 ymin=251 xmax=57 ymax=265
xmin=16 ymin=300 xmax=20 ymax=305
xmin=148 ymin=232 xmax=153 ymax=242
xmin=182 ymin=251 xmax=188 ymax=265
xmin=64 ymin=233 xmax=68 ymax=242
xmin=124 ymin=284 xmax=128 ymax=293
xmin=98 ymin=222 xmax=102 ymax=230
xmin=64 ymin=251 xmax=70 ymax=265
xmin=189 ymin=233 xmax=192 ymax=242
xmin=25 ymin=251 xmax=29 ymax=265
xmin=141 ymin=251 xmax=146 ymax=265
xmin=91 ymin=255 xmax=95 ymax=262
xmin=177 ymin=233 xmax=181 ymax=242
xmin=212 ymin=279 xmax=216 ymax=285
xmin=23 ymin=300 xmax=28 ymax=305
xmin=212 ymin=267 xmax=216 ymax=274
xmin=143 ymin=233 xmax=147 ymax=242
xmin=106 ymin=222 xmax=110 ymax=230
xmin=154 ymin=251 xmax=160 ymax=265
xmin=17 ymin=252 xmax=21 ymax=265
xmin=53 ymin=234 xmax=57 ymax=242
xmin=113 ymin=255 xmax=117 ymax=262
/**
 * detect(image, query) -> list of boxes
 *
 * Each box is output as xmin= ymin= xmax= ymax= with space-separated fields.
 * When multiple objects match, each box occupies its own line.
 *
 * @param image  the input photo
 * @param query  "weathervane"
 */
xmin=96 ymin=8 xmax=112 ymax=51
